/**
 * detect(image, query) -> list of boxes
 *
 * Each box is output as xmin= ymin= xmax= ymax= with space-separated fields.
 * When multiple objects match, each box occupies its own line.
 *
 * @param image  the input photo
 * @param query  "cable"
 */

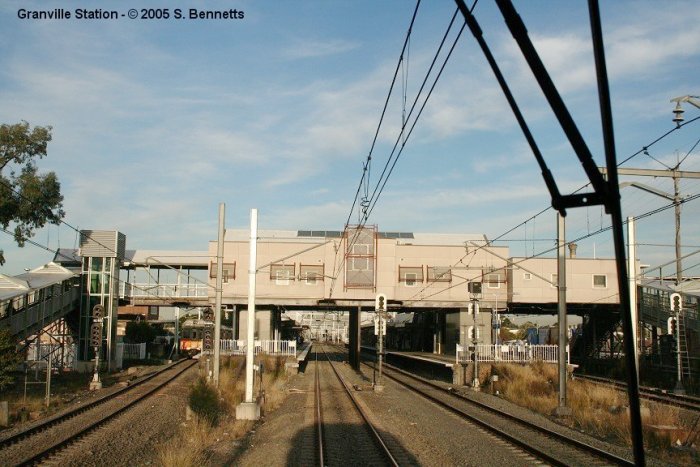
xmin=342 ymin=0 xmax=422 ymax=232
xmin=0 ymin=228 xmax=184 ymax=303
xmin=406 ymin=191 xmax=700 ymax=303
xmin=329 ymin=5 xmax=474 ymax=297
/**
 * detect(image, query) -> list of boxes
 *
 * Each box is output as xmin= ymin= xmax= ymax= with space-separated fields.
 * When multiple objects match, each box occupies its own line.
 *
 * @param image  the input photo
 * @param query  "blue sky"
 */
xmin=1 ymin=0 xmax=699 ymax=278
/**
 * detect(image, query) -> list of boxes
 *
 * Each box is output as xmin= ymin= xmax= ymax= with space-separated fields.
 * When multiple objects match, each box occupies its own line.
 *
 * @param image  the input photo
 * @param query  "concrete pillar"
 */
xmin=349 ymin=307 xmax=361 ymax=370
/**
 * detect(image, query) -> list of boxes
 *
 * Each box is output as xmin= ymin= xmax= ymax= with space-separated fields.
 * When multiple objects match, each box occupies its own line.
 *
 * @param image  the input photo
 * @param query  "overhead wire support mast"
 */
xmin=454 ymin=0 xmax=644 ymax=464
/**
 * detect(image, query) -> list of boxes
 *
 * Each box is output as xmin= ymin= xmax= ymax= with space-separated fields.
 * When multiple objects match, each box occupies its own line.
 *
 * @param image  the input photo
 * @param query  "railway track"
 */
xmin=314 ymin=344 xmax=399 ymax=466
xmin=574 ymin=373 xmax=700 ymax=412
xmin=0 ymin=358 xmax=197 ymax=466
xmin=355 ymin=350 xmax=634 ymax=467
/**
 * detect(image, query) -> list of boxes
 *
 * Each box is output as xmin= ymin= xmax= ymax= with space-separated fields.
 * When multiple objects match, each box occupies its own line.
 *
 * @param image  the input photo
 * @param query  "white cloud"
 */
xmin=281 ymin=39 xmax=359 ymax=60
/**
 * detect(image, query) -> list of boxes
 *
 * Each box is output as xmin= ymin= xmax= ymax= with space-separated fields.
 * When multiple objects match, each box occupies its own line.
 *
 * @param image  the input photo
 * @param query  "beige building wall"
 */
xmin=208 ymin=231 xmax=512 ymax=310
xmin=208 ymin=230 xmax=622 ymax=311
xmin=507 ymin=257 xmax=622 ymax=304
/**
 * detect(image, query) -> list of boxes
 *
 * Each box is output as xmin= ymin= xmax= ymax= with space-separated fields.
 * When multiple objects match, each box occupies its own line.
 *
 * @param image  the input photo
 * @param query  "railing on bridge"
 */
xmin=119 ymin=282 xmax=209 ymax=300
xmin=220 ymin=339 xmax=297 ymax=357
xmin=2 ymin=282 xmax=80 ymax=340
xmin=456 ymin=343 xmax=565 ymax=364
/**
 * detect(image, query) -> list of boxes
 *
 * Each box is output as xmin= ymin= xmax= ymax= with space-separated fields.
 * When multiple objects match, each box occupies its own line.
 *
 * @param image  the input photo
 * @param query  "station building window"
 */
xmin=210 ymin=262 xmax=236 ymax=283
xmin=270 ymin=264 xmax=295 ymax=285
xmin=593 ymin=274 xmax=607 ymax=288
xmin=399 ymin=266 xmax=423 ymax=287
xmin=300 ymin=264 xmax=324 ymax=285
xmin=486 ymin=273 xmax=503 ymax=289
xmin=427 ymin=266 xmax=452 ymax=282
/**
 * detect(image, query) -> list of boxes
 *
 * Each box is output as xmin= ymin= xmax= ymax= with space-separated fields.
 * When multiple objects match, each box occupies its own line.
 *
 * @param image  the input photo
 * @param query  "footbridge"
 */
xmin=0 ymin=262 xmax=80 ymax=341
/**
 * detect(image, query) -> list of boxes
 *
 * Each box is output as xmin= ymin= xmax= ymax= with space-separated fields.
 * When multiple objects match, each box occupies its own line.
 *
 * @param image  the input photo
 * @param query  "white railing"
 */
xmin=119 ymin=282 xmax=209 ymax=299
xmin=220 ymin=339 xmax=297 ymax=356
xmin=122 ymin=342 xmax=147 ymax=360
xmin=456 ymin=344 xmax=565 ymax=364
xmin=115 ymin=342 xmax=148 ymax=368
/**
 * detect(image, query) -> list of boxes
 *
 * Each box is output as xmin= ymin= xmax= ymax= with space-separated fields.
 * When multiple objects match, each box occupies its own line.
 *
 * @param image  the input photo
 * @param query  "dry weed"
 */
xmin=156 ymin=415 xmax=215 ymax=467
xmin=156 ymin=354 xmax=290 ymax=466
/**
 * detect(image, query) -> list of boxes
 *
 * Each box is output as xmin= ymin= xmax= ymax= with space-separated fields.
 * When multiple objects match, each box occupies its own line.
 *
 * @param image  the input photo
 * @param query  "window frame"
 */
xmin=593 ymin=274 xmax=607 ymax=289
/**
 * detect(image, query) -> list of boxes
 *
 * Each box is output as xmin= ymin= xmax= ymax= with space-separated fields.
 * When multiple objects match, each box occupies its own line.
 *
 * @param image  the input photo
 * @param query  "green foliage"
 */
xmin=125 ymin=321 xmax=158 ymax=343
xmin=0 ymin=327 xmax=23 ymax=391
xmin=188 ymin=377 xmax=220 ymax=425
xmin=0 ymin=121 xmax=64 ymax=265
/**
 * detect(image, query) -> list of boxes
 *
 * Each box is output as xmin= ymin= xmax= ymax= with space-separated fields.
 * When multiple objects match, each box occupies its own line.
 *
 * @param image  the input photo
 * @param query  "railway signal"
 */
xmin=374 ymin=293 xmax=387 ymax=391
xmin=90 ymin=323 xmax=102 ymax=348
xmin=670 ymin=293 xmax=682 ymax=312
xmin=203 ymin=328 xmax=213 ymax=352
xmin=89 ymin=304 xmax=104 ymax=390
xmin=667 ymin=317 xmax=677 ymax=336
xmin=92 ymin=304 xmax=104 ymax=319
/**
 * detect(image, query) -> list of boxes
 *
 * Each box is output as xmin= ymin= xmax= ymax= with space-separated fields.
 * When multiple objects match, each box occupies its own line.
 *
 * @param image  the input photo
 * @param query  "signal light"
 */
xmin=90 ymin=322 xmax=102 ymax=347
xmin=203 ymin=329 xmax=213 ymax=351
xmin=375 ymin=293 xmax=387 ymax=312
xmin=667 ymin=316 xmax=677 ymax=336
xmin=670 ymin=293 xmax=682 ymax=312
xmin=92 ymin=304 xmax=104 ymax=319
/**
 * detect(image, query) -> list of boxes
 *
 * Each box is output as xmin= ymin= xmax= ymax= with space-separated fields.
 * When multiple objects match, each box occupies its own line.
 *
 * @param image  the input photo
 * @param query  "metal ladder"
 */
xmin=678 ymin=311 xmax=692 ymax=382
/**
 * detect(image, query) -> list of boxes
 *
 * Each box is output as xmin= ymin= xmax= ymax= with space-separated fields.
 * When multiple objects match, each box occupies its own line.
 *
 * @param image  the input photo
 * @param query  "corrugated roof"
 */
xmin=1 ymin=262 xmax=76 ymax=302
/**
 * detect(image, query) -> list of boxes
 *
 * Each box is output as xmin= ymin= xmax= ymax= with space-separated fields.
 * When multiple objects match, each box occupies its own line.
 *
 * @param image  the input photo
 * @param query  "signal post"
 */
xmin=670 ymin=293 xmax=685 ymax=394
xmin=374 ymin=293 xmax=387 ymax=392
xmin=89 ymin=304 xmax=104 ymax=391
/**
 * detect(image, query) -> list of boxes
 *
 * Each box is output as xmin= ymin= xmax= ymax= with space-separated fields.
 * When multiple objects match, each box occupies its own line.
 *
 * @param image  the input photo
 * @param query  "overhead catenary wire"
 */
xmin=329 ymin=4 xmax=477 ymax=299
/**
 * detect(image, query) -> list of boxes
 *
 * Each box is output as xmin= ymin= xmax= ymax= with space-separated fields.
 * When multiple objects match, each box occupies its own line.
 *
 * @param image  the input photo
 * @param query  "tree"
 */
xmin=0 ymin=121 xmax=64 ymax=265
xmin=0 ymin=327 xmax=23 ymax=391
xmin=125 ymin=321 xmax=158 ymax=343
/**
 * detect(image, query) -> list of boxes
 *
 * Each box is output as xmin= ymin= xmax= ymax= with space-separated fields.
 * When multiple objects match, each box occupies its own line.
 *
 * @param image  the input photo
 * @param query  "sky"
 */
xmin=1 ymin=0 xmax=699 ymax=281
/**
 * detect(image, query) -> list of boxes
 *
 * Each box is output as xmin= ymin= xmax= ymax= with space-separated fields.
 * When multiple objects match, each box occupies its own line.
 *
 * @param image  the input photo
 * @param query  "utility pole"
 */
xmin=627 ymin=217 xmax=639 ymax=380
xmin=236 ymin=208 xmax=260 ymax=420
xmin=555 ymin=213 xmax=571 ymax=417
xmin=213 ymin=203 xmax=225 ymax=386
xmin=599 ymin=166 xmax=700 ymax=285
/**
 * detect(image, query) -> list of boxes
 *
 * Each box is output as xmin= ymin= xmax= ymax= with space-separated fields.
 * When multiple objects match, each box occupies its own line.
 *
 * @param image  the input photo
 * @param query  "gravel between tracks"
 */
xmin=232 ymin=346 xmax=542 ymax=466
xmin=43 ymin=363 xmax=198 ymax=466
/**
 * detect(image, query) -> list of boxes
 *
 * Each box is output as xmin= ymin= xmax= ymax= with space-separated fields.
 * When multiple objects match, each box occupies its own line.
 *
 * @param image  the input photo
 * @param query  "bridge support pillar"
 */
xmin=349 ymin=306 xmax=361 ymax=370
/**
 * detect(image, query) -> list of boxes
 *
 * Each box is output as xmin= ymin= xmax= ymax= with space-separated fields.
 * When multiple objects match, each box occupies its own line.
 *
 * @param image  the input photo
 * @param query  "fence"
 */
xmin=220 ymin=339 xmax=297 ymax=357
xmin=456 ymin=344 xmax=565 ymax=364
xmin=115 ymin=342 xmax=147 ymax=368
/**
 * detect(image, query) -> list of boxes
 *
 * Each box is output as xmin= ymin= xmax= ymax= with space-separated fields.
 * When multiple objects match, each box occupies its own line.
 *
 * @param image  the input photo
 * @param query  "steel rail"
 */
xmin=0 ymin=358 xmax=193 ymax=450
xmin=364 ymin=358 xmax=633 ymax=467
xmin=319 ymin=344 xmax=399 ymax=467
xmin=314 ymin=348 xmax=325 ymax=467
xmin=575 ymin=373 xmax=700 ymax=412
xmin=14 ymin=359 xmax=197 ymax=465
